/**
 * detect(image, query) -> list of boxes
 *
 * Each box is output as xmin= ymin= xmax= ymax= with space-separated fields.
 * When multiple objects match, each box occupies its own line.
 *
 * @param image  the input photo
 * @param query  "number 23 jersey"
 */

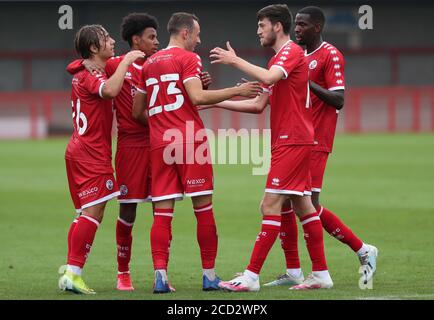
xmin=137 ymin=46 xmax=205 ymax=150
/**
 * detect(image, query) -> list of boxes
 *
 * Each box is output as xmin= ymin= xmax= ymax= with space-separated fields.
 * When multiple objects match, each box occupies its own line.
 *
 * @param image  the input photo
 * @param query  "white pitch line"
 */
xmin=357 ymin=293 xmax=434 ymax=300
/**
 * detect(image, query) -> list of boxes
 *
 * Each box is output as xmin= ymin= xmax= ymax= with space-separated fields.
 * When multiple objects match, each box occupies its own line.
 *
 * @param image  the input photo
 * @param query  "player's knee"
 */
xmin=282 ymin=198 xmax=292 ymax=210
xmin=311 ymin=192 xmax=320 ymax=210
xmin=119 ymin=203 xmax=137 ymax=223
xmin=192 ymin=194 xmax=212 ymax=208
xmin=260 ymin=200 xmax=279 ymax=216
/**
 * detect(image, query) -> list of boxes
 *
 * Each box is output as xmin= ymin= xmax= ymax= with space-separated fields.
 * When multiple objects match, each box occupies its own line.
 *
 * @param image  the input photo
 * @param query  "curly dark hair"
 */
xmin=121 ymin=13 xmax=159 ymax=47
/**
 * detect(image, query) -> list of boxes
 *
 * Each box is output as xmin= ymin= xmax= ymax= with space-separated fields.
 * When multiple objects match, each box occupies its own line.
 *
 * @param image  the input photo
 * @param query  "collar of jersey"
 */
xmin=305 ymin=41 xmax=326 ymax=57
xmin=274 ymin=39 xmax=292 ymax=56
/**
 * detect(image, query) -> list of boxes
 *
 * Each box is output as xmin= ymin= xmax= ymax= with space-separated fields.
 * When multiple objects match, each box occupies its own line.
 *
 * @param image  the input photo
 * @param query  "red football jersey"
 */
xmin=65 ymin=69 xmax=114 ymax=165
xmin=105 ymin=56 xmax=149 ymax=147
xmin=306 ymin=41 xmax=345 ymax=153
xmin=264 ymin=40 xmax=314 ymax=148
xmin=137 ymin=46 xmax=205 ymax=150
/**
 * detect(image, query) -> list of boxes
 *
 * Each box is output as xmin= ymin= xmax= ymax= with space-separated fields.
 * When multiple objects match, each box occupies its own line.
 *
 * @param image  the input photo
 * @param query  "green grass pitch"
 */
xmin=1 ymin=134 xmax=433 ymax=300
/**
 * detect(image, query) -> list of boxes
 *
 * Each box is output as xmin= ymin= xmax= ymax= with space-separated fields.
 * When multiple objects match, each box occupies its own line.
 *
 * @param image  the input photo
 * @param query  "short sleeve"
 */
xmin=182 ymin=53 xmax=203 ymax=84
xmin=105 ymin=56 xmax=122 ymax=77
xmin=323 ymin=48 xmax=345 ymax=91
xmin=270 ymin=45 xmax=301 ymax=79
xmin=84 ymin=72 xmax=107 ymax=98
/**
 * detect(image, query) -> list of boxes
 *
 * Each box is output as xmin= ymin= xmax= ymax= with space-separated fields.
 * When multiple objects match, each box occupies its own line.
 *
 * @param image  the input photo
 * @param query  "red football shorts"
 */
xmin=150 ymin=143 xmax=214 ymax=202
xmin=65 ymin=159 xmax=120 ymax=213
xmin=115 ymin=146 xmax=151 ymax=203
xmin=310 ymin=151 xmax=329 ymax=192
xmin=265 ymin=145 xmax=312 ymax=196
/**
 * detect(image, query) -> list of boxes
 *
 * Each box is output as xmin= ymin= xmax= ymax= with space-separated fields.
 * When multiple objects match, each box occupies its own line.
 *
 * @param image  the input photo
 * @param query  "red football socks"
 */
xmin=67 ymin=216 xmax=79 ymax=261
xmin=116 ymin=218 xmax=134 ymax=273
xmin=150 ymin=208 xmax=174 ymax=270
xmin=300 ymin=212 xmax=328 ymax=271
xmin=280 ymin=208 xmax=301 ymax=269
xmin=318 ymin=206 xmax=363 ymax=252
xmin=67 ymin=214 xmax=99 ymax=268
xmin=194 ymin=203 xmax=218 ymax=269
xmin=247 ymin=215 xmax=281 ymax=275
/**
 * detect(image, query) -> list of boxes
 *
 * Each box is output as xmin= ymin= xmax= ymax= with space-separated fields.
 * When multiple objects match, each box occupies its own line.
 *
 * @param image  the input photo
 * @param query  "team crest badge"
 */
xmin=106 ymin=179 xmax=114 ymax=191
xmin=120 ymin=184 xmax=128 ymax=196
xmin=309 ymin=60 xmax=318 ymax=70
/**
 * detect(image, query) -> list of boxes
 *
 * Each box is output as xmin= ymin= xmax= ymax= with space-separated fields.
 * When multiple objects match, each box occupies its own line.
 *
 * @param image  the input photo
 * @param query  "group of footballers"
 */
xmin=58 ymin=3 xmax=378 ymax=295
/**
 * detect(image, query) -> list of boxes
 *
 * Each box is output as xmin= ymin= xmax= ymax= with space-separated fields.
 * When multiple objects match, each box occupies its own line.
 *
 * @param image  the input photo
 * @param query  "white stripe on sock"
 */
xmin=154 ymin=212 xmax=174 ymax=217
xmin=81 ymin=214 xmax=100 ymax=227
xmin=194 ymin=204 xmax=213 ymax=213
xmin=281 ymin=209 xmax=294 ymax=214
xmin=262 ymin=220 xmax=281 ymax=227
xmin=118 ymin=217 xmax=134 ymax=227
xmin=300 ymin=216 xmax=320 ymax=226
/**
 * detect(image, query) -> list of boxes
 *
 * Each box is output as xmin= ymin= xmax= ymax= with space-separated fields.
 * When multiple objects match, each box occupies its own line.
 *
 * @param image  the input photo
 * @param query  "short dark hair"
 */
xmin=167 ymin=12 xmax=199 ymax=36
xmin=74 ymin=24 xmax=107 ymax=59
xmin=298 ymin=6 xmax=326 ymax=30
xmin=121 ymin=13 xmax=159 ymax=47
xmin=257 ymin=4 xmax=292 ymax=35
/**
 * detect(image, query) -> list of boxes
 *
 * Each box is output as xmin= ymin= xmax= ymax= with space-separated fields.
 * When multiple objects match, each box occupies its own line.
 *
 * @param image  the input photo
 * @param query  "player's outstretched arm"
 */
xmin=101 ymin=50 xmax=145 ymax=99
xmin=132 ymin=91 xmax=148 ymax=125
xmin=309 ymin=80 xmax=345 ymax=110
xmin=210 ymin=42 xmax=284 ymax=86
xmin=199 ymin=92 xmax=269 ymax=114
xmin=184 ymin=78 xmax=262 ymax=106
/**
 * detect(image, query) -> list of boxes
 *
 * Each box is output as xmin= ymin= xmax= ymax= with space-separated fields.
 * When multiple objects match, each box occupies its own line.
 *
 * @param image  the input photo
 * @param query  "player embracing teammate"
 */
xmin=205 ymin=4 xmax=378 ymax=291
xmin=133 ymin=12 xmax=262 ymax=293
xmin=208 ymin=4 xmax=333 ymax=291
xmin=265 ymin=6 xmax=378 ymax=288
xmin=59 ymin=25 xmax=145 ymax=294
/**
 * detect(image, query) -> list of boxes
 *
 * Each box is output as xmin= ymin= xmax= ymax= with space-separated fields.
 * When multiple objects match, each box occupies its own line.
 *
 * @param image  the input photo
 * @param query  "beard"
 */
xmin=260 ymin=32 xmax=277 ymax=48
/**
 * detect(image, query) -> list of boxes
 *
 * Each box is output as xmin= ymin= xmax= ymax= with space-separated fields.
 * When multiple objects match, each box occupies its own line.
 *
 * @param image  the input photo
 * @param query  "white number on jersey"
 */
xmin=71 ymin=99 xmax=88 ymax=135
xmin=145 ymin=73 xmax=184 ymax=117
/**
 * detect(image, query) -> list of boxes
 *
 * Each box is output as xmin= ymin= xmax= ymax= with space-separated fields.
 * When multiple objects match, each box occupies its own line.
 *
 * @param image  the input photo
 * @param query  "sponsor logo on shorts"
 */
xmin=78 ymin=187 xmax=98 ymax=199
xmin=106 ymin=179 xmax=114 ymax=191
xmin=187 ymin=178 xmax=206 ymax=186
xmin=120 ymin=184 xmax=128 ymax=196
xmin=271 ymin=178 xmax=280 ymax=186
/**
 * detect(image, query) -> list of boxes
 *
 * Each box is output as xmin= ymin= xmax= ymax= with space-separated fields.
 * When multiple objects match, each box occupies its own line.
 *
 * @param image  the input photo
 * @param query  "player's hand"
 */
xmin=210 ymin=41 xmax=238 ymax=65
xmin=123 ymin=50 xmax=146 ymax=65
xmin=83 ymin=59 xmax=104 ymax=74
xmin=236 ymin=81 xmax=262 ymax=98
xmin=236 ymin=77 xmax=250 ymax=87
xmin=200 ymin=71 xmax=212 ymax=90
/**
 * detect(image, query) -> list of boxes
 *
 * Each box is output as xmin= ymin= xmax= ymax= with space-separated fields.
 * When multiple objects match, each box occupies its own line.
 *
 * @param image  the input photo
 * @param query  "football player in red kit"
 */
xmin=265 ymin=6 xmax=378 ymax=288
xmin=208 ymin=4 xmax=333 ymax=291
xmin=59 ymin=25 xmax=145 ymax=294
xmin=67 ymin=13 xmax=213 ymax=292
xmin=66 ymin=13 xmax=159 ymax=291
xmin=133 ymin=12 xmax=262 ymax=293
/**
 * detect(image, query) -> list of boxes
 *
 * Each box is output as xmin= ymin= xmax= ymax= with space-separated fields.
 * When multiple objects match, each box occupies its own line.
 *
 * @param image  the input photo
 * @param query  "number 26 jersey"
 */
xmin=66 ymin=69 xmax=114 ymax=166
